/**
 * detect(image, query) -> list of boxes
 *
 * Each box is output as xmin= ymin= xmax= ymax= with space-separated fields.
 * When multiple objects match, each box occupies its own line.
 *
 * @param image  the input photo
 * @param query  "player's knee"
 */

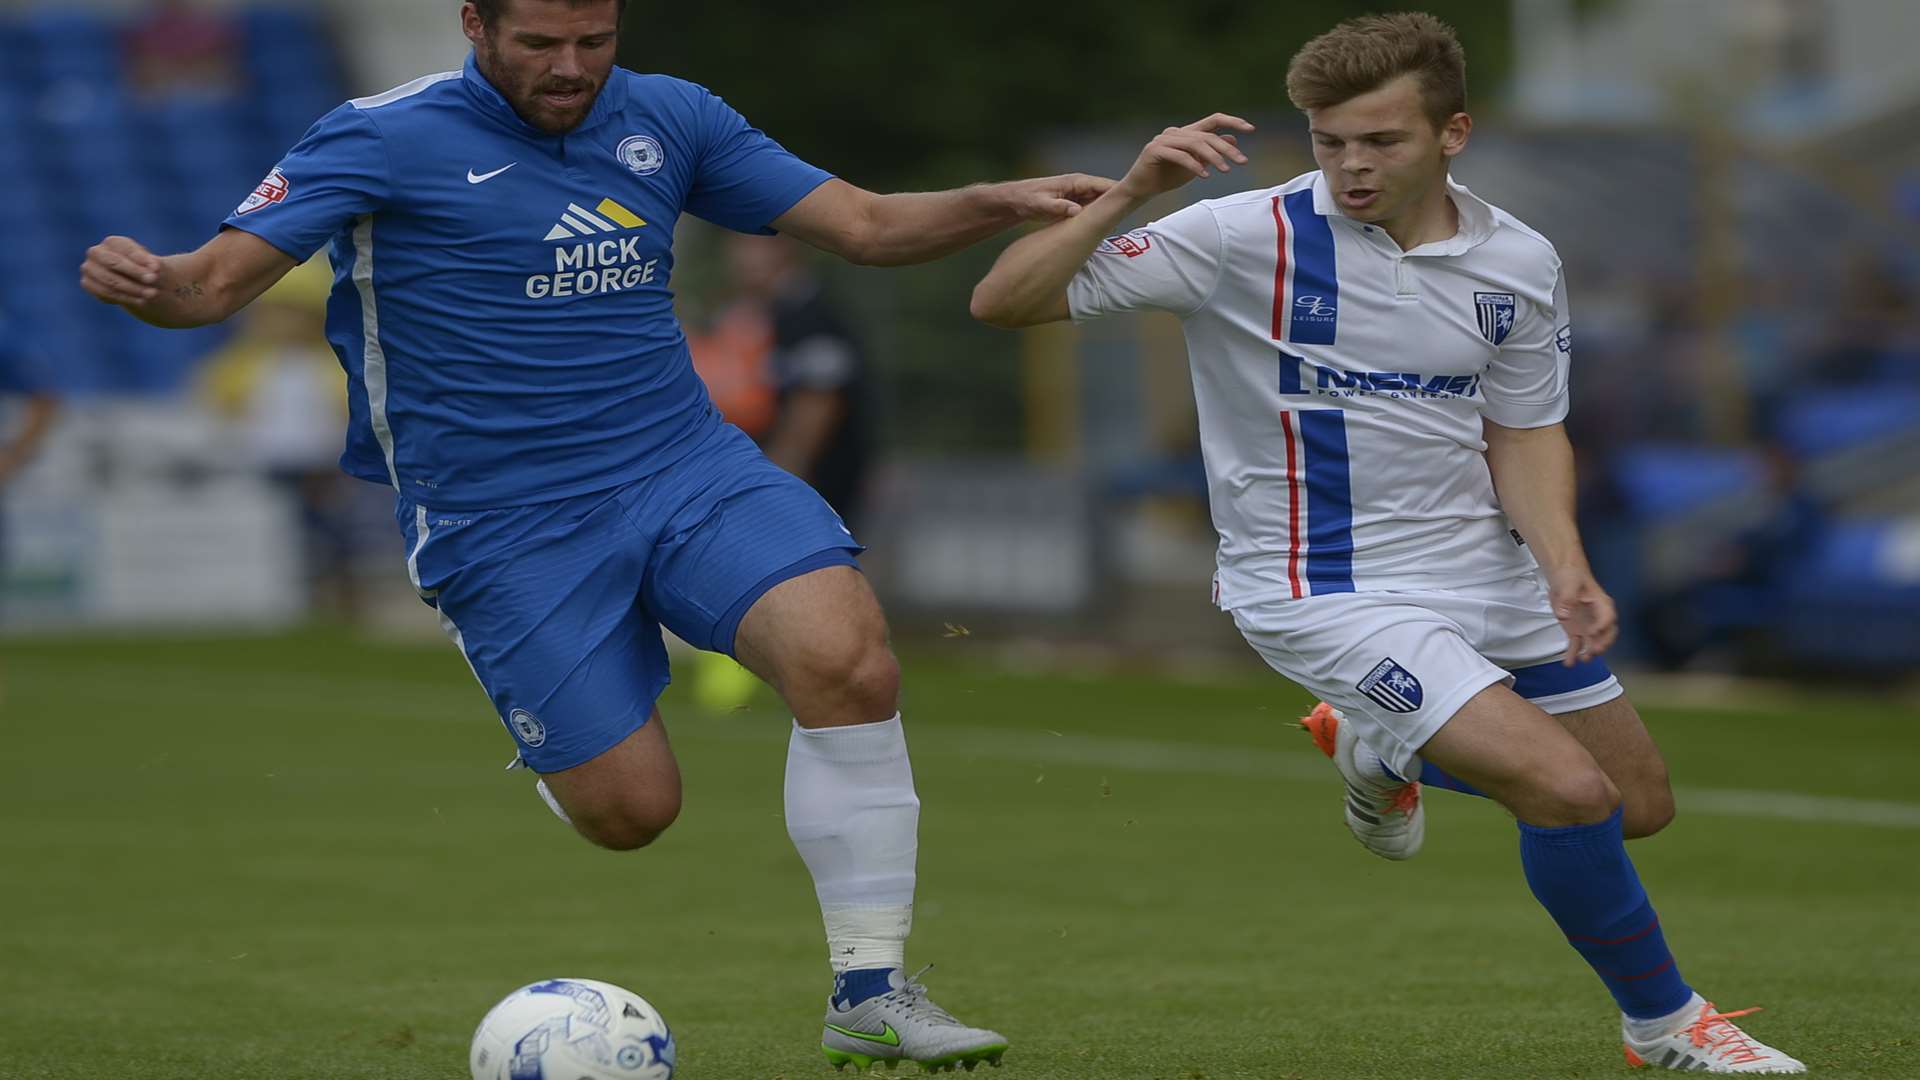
xmin=574 ymin=790 xmax=682 ymax=852
xmin=1532 ymin=767 xmax=1622 ymax=826
xmin=844 ymin=639 xmax=901 ymax=715
xmin=798 ymin=631 xmax=900 ymax=717
xmin=1623 ymin=768 xmax=1676 ymax=839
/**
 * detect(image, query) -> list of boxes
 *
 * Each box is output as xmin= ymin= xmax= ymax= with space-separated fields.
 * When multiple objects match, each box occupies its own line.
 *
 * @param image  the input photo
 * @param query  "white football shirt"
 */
xmin=1069 ymin=171 xmax=1573 ymax=609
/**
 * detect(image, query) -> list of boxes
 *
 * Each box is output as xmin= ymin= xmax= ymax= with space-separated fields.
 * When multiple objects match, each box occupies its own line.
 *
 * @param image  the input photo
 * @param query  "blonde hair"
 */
xmin=1285 ymin=12 xmax=1467 ymax=130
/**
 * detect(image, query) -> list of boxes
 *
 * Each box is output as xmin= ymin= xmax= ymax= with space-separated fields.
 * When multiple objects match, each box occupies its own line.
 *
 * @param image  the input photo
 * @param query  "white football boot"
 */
xmin=820 ymin=966 xmax=1008 ymax=1073
xmin=1623 ymin=998 xmax=1806 ymax=1073
xmin=1299 ymin=702 xmax=1424 ymax=860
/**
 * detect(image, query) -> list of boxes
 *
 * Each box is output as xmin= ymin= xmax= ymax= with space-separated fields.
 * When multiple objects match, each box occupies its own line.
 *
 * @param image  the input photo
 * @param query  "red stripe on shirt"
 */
xmin=1270 ymin=194 xmax=1289 ymax=341
xmin=1280 ymin=410 xmax=1304 ymax=598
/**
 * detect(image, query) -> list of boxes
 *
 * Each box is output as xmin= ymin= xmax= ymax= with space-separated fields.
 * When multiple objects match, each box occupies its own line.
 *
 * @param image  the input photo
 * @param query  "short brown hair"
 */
xmin=1285 ymin=12 xmax=1467 ymax=130
xmin=471 ymin=0 xmax=627 ymax=27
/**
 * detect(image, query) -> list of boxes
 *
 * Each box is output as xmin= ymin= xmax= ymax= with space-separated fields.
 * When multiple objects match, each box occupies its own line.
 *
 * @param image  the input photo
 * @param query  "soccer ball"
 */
xmin=470 ymin=978 xmax=676 ymax=1080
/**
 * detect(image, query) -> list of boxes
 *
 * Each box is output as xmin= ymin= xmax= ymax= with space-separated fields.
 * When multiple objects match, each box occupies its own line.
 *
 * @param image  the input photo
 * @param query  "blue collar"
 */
xmin=461 ymin=52 xmax=627 ymax=138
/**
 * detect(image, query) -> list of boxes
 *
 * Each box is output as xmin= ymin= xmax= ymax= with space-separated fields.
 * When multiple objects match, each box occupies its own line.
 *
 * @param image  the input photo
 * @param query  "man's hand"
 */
xmin=80 ymin=236 xmax=165 ymax=308
xmin=1544 ymin=568 xmax=1618 ymax=666
xmin=995 ymin=173 xmax=1116 ymax=222
xmin=74 ymin=229 xmax=296 ymax=329
xmin=1116 ymin=114 xmax=1255 ymax=201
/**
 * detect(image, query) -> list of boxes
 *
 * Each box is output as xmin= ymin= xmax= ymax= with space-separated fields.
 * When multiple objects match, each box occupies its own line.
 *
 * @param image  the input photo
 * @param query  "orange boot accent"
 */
xmin=1298 ymin=702 xmax=1340 ymax=759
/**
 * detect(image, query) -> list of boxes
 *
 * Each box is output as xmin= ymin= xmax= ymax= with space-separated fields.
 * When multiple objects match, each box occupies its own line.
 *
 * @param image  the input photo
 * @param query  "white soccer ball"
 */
xmin=470 ymin=978 xmax=676 ymax=1080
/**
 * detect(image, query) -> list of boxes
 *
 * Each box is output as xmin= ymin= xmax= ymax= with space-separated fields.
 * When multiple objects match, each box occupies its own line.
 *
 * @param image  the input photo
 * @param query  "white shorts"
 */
xmin=1232 ymin=571 xmax=1623 ymax=778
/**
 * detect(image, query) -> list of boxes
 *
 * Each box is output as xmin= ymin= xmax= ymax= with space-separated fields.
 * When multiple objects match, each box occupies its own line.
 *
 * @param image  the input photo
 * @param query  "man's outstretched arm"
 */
xmin=80 ymin=228 xmax=298 ymax=329
xmin=771 ymin=175 xmax=1115 ymax=268
xmin=969 ymin=114 xmax=1253 ymax=328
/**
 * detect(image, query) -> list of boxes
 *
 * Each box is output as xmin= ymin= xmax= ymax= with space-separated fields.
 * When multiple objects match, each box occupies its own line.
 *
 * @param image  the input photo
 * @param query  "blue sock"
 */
xmin=1382 ymin=758 xmax=1488 ymax=798
xmin=831 ymin=967 xmax=896 ymax=1009
xmin=1518 ymin=807 xmax=1693 ymax=1019
xmin=1414 ymin=760 xmax=1488 ymax=798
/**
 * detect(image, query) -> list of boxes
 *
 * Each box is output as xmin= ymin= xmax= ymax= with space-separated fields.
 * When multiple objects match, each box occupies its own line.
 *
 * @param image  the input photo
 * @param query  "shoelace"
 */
xmin=880 ymin=964 xmax=964 ymax=1028
xmin=1684 ymin=1003 xmax=1767 ymax=1065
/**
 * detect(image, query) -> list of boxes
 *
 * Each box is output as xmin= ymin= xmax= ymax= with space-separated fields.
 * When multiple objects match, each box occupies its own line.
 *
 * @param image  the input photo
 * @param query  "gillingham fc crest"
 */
xmin=509 ymin=708 xmax=547 ymax=748
xmin=1357 ymin=658 xmax=1424 ymax=715
xmin=617 ymin=135 xmax=665 ymax=176
xmin=1474 ymin=291 xmax=1517 ymax=346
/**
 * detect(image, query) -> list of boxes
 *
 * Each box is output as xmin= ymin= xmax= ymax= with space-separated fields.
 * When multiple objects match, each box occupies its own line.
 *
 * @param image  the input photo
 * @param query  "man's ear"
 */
xmin=1440 ymin=112 xmax=1473 ymax=158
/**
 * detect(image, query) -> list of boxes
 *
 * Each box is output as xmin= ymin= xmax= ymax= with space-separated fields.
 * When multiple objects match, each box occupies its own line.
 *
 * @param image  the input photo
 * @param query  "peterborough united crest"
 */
xmin=508 ymin=708 xmax=548 ymax=748
xmin=617 ymin=134 xmax=665 ymax=176
xmin=1357 ymin=658 xmax=1424 ymax=714
xmin=1474 ymin=291 xmax=1516 ymax=346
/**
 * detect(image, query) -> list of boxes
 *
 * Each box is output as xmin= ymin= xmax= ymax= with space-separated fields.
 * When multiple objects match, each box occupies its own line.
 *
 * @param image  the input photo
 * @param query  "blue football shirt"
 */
xmin=224 ymin=55 xmax=834 ymax=509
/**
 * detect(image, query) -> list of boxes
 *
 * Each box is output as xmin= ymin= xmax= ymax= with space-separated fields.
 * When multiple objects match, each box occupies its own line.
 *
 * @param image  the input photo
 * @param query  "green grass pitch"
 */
xmin=4 ymin=629 xmax=1917 ymax=1078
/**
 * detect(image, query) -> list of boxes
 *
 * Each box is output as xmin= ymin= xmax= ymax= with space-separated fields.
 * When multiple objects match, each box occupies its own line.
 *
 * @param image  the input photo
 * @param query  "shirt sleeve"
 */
xmin=1066 ymin=201 xmax=1224 ymax=322
xmin=685 ymin=85 xmax=834 ymax=235
xmin=1480 ymin=263 xmax=1572 ymax=429
xmin=222 ymin=105 xmax=391 ymax=261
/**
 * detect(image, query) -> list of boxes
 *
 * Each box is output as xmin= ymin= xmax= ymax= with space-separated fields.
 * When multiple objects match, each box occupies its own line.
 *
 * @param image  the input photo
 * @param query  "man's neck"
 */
xmin=1378 ymin=183 xmax=1459 ymax=252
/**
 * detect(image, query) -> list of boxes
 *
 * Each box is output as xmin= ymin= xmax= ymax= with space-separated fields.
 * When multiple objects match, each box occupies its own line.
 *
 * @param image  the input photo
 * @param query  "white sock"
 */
xmin=1352 ymin=739 xmax=1408 ymax=784
xmin=784 ymin=714 xmax=918 ymax=973
xmin=1624 ymin=992 xmax=1707 ymax=1042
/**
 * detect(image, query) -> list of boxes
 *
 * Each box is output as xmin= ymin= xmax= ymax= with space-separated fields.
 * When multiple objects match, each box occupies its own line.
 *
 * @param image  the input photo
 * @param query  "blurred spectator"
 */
xmin=1798 ymin=256 xmax=1916 ymax=386
xmin=687 ymin=299 xmax=779 ymax=440
xmin=720 ymin=233 xmax=873 ymax=526
xmin=125 ymin=0 xmax=241 ymax=103
xmin=196 ymin=260 xmax=358 ymax=620
xmin=1638 ymin=445 xmax=1826 ymax=670
xmin=687 ymin=236 xmax=873 ymax=710
xmin=0 ymin=309 xmax=61 ymax=598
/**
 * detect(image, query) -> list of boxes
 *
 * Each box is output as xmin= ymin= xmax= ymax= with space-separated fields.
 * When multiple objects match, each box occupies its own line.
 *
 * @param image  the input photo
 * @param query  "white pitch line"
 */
xmin=689 ymin=719 xmax=1920 ymax=831
xmin=1673 ymin=789 xmax=1920 ymax=829
xmin=55 ymin=657 xmax=1920 ymax=830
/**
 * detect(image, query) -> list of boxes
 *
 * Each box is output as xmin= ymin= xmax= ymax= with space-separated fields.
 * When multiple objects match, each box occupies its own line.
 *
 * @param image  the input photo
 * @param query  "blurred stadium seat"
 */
xmin=0 ymin=4 xmax=347 ymax=393
xmin=1611 ymin=445 xmax=1768 ymax=520
xmin=1774 ymin=386 xmax=1920 ymax=456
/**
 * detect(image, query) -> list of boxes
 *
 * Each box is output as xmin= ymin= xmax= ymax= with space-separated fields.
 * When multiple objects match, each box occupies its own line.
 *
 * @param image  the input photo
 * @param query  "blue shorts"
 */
xmin=397 ymin=423 xmax=862 ymax=773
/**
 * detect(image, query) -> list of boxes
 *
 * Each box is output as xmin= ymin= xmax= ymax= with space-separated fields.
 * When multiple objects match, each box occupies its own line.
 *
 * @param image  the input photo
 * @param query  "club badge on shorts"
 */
xmin=509 ymin=708 xmax=548 ymax=747
xmin=1358 ymin=658 xmax=1424 ymax=714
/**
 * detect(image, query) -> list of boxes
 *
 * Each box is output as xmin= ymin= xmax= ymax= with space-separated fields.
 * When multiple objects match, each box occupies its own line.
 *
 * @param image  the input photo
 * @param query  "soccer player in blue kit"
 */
xmin=79 ymin=0 xmax=1111 ymax=1070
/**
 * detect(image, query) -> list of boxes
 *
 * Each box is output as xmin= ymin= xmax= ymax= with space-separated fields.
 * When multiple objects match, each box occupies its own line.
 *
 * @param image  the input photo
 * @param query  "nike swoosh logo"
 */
xmin=467 ymin=163 xmax=516 ymax=184
xmin=824 ymin=1022 xmax=900 ymax=1047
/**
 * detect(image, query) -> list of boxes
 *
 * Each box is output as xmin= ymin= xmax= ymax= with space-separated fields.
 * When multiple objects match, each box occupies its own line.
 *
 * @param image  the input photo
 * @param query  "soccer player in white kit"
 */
xmin=970 ymin=12 xmax=1805 ymax=1075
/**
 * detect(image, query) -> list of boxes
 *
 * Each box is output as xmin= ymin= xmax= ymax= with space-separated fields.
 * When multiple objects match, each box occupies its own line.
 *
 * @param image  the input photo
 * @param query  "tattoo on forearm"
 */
xmin=173 ymin=281 xmax=205 ymax=300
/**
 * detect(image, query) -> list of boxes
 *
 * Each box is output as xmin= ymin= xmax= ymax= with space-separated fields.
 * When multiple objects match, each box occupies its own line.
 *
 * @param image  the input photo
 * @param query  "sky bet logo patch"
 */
xmin=1096 ymin=230 xmax=1152 ymax=258
xmin=235 ymin=168 xmax=289 ymax=215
